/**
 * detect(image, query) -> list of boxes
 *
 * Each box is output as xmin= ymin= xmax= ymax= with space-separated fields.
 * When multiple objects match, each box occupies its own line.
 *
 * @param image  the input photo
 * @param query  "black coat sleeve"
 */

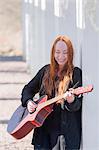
xmin=64 ymin=67 xmax=82 ymax=112
xmin=21 ymin=65 xmax=47 ymax=107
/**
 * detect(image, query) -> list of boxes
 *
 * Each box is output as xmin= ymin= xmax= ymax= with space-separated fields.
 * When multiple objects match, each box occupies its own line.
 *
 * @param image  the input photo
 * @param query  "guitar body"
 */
xmin=7 ymin=95 xmax=53 ymax=139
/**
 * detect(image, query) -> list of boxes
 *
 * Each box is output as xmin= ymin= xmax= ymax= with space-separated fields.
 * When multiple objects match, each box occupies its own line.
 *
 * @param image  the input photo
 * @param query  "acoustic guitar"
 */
xmin=7 ymin=85 xmax=93 ymax=139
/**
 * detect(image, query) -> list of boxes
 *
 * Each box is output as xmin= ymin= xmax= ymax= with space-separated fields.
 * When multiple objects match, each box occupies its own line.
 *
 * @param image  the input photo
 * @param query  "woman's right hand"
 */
xmin=27 ymin=100 xmax=38 ymax=113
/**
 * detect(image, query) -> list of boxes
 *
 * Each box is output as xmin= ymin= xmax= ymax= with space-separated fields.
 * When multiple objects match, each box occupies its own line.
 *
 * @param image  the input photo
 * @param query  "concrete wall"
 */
xmin=82 ymin=1 xmax=99 ymax=149
xmin=22 ymin=0 xmax=81 ymax=74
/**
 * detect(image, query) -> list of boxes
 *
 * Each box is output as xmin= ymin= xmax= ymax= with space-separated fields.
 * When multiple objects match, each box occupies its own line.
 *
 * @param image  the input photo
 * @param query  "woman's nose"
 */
xmin=59 ymin=53 xmax=64 ymax=58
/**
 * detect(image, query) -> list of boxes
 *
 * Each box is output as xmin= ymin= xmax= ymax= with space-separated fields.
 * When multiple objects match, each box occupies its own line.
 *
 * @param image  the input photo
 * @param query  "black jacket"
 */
xmin=21 ymin=65 xmax=82 ymax=149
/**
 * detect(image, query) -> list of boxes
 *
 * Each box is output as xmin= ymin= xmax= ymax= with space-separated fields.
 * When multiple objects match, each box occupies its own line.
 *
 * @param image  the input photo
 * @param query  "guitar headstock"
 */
xmin=73 ymin=85 xmax=93 ymax=95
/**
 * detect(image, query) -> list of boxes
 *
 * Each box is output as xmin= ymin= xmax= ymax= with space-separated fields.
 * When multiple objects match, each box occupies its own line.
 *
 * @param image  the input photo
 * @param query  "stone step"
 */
xmin=0 ymin=61 xmax=29 ymax=73
xmin=0 ymin=72 xmax=31 ymax=84
xmin=0 ymin=100 xmax=21 ymax=121
xmin=0 ymin=83 xmax=25 ymax=99
xmin=0 ymin=60 xmax=34 ymax=149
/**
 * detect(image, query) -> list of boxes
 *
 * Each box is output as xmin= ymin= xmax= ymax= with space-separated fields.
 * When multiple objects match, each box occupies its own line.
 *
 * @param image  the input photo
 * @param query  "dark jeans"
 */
xmin=34 ymin=145 xmax=79 ymax=150
xmin=33 ymin=135 xmax=79 ymax=150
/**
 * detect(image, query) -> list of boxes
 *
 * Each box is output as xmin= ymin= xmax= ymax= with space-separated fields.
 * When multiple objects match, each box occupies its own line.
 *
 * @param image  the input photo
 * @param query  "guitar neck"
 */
xmin=38 ymin=93 xmax=66 ymax=109
xmin=37 ymin=85 xmax=93 ymax=110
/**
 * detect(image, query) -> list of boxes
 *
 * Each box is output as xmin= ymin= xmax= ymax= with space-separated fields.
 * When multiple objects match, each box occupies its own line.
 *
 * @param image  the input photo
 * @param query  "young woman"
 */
xmin=21 ymin=35 xmax=82 ymax=150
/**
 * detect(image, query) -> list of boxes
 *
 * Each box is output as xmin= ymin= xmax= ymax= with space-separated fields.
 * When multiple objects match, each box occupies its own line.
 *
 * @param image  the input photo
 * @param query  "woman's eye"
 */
xmin=63 ymin=52 xmax=68 ymax=54
xmin=56 ymin=51 xmax=60 ymax=54
xmin=63 ymin=51 xmax=68 ymax=54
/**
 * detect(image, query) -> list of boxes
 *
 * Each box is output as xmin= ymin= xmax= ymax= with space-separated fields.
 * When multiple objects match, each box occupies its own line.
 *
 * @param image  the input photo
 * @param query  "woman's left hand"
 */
xmin=66 ymin=89 xmax=75 ymax=103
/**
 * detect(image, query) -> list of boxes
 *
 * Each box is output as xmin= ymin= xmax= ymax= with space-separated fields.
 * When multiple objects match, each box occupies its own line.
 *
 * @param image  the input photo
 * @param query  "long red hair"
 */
xmin=43 ymin=35 xmax=74 ymax=97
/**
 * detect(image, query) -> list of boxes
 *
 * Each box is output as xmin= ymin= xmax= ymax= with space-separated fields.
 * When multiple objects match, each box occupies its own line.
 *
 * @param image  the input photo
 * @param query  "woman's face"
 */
xmin=54 ymin=40 xmax=68 ymax=68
